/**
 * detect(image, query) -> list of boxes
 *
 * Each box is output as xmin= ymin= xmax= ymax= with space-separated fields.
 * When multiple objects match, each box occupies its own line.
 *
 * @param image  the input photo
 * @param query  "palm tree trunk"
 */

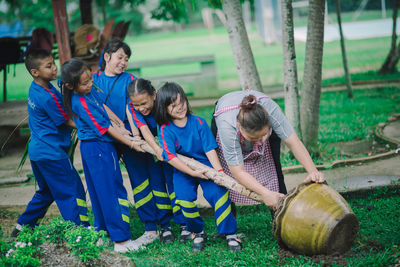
xmin=222 ymin=0 xmax=263 ymax=91
xmin=335 ymin=0 xmax=353 ymax=98
xmin=300 ymin=0 xmax=325 ymax=151
xmin=281 ymin=0 xmax=301 ymax=138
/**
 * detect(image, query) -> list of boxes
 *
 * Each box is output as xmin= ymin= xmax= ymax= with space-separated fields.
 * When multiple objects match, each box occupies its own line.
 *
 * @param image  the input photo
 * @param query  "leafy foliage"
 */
xmin=0 ymin=218 xmax=107 ymax=266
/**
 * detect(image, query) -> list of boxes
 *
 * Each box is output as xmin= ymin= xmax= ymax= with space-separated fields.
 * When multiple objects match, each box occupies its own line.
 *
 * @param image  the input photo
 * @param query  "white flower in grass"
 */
xmin=88 ymin=226 xmax=92 ymax=230
xmin=76 ymin=236 xmax=82 ymax=242
xmin=15 ymin=242 xmax=26 ymax=248
xmin=6 ymin=248 xmax=14 ymax=257
xmin=28 ymin=242 xmax=32 ymax=246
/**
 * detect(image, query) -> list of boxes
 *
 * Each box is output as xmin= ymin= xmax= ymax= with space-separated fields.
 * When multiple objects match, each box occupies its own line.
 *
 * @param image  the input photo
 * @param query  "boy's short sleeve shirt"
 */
xmin=127 ymin=102 xmax=158 ymax=136
xmin=28 ymin=81 xmax=71 ymax=161
xmin=215 ymin=90 xmax=294 ymax=166
xmin=158 ymin=114 xmax=218 ymax=164
xmin=71 ymin=87 xmax=112 ymax=142
xmin=92 ymin=71 xmax=135 ymax=122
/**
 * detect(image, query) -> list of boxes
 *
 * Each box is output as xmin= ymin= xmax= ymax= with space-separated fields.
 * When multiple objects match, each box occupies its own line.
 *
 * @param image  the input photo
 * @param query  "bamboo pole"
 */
xmin=131 ymin=138 xmax=262 ymax=202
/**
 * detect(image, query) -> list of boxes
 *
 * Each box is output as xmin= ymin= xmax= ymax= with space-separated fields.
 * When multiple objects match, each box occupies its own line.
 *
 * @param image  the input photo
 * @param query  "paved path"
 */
xmin=294 ymin=18 xmax=400 ymax=42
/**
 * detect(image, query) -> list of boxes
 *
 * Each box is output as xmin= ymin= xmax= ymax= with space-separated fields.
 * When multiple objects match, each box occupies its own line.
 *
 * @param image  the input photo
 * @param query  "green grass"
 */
xmin=1 ymin=15 xmax=396 ymax=101
xmin=121 ymin=187 xmax=400 ymax=266
xmin=193 ymin=86 xmax=400 ymax=167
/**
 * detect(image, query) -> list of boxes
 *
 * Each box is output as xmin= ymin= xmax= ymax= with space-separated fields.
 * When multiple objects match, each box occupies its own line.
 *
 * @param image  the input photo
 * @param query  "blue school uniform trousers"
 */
xmin=72 ymin=88 xmax=131 ymax=242
xmin=159 ymin=115 xmax=237 ymax=234
xmin=127 ymin=103 xmax=185 ymax=229
xmin=18 ymin=81 xmax=88 ymax=228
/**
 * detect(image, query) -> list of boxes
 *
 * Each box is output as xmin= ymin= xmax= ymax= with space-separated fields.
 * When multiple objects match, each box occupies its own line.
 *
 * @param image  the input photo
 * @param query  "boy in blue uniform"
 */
xmin=11 ymin=49 xmax=89 ymax=237
xmin=155 ymin=82 xmax=241 ymax=252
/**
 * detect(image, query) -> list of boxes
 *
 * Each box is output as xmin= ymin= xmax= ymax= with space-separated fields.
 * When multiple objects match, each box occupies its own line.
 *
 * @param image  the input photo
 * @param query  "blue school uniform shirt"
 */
xmin=92 ymin=71 xmax=136 ymax=123
xmin=127 ymin=102 xmax=158 ymax=137
xmin=71 ymin=87 xmax=112 ymax=142
xmin=158 ymin=114 xmax=218 ymax=164
xmin=28 ymin=81 xmax=71 ymax=161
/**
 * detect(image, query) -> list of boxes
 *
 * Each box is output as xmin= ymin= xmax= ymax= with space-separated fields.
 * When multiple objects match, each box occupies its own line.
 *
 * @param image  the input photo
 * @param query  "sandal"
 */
xmin=160 ymin=227 xmax=175 ymax=244
xmin=226 ymin=234 xmax=242 ymax=252
xmin=192 ymin=231 xmax=207 ymax=251
xmin=179 ymin=225 xmax=192 ymax=243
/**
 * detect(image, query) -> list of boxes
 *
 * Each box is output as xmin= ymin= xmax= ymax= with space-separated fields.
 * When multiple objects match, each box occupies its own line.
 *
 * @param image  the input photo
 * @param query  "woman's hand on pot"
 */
xmin=304 ymin=171 xmax=325 ymax=183
xmin=261 ymin=191 xmax=284 ymax=210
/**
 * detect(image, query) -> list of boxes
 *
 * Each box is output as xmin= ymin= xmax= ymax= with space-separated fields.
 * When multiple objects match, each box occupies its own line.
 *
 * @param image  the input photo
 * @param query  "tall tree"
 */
xmin=280 ymin=0 xmax=301 ymax=137
xmin=80 ymin=0 xmax=93 ymax=25
xmin=221 ymin=0 xmax=262 ymax=91
xmin=335 ymin=0 xmax=353 ymax=98
xmin=378 ymin=0 xmax=400 ymax=74
xmin=300 ymin=0 xmax=325 ymax=151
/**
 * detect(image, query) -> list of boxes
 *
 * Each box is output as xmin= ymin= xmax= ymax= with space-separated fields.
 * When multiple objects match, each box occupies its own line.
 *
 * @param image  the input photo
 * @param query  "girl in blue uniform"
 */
xmin=155 ymin=82 xmax=241 ymax=252
xmin=126 ymin=78 xmax=191 ymax=244
xmin=61 ymin=58 xmax=140 ymax=253
xmin=12 ymin=49 xmax=89 ymax=237
xmin=94 ymin=38 xmax=173 ymax=246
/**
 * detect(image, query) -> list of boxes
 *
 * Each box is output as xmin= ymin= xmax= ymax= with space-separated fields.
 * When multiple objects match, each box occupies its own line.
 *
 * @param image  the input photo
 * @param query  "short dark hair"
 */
xmin=127 ymin=78 xmax=155 ymax=97
xmin=100 ymin=38 xmax=131 ymax=71
xmin=155 ymin=82 xmax=191 ymax=125
xmin=25 ymin=49 xmax=53 ymax=73
xmin=237 ymin=95 xmax=270 ymax=132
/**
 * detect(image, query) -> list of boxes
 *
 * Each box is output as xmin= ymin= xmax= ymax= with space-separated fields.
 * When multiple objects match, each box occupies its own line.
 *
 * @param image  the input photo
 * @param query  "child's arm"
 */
xmin=139 ymin=125 xmax=163 ymax=161
xmin=205 ymin=149 xmax=223 ymax=171
xmin=168 ymin=157 xmax=207 ymax=179
xmin=103 ymin=104 xmax=131 ymax=136
xmin=125 ymin=104 xmax=161 ymax=158
xmin=65 ymin=118 xmax=76 ymax=128
xmin=107 ymin=125 xmax=145 ymax=152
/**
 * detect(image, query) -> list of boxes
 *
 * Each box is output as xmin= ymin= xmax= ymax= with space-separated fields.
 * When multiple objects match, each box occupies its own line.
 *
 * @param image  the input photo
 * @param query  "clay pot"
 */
xmin=274 ymin=182 xmax=358 ymax=255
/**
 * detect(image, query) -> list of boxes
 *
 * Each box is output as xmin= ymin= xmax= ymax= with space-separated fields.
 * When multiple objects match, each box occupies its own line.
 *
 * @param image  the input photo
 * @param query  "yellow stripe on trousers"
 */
xmin=133 ymin=179 xmax=149 ymax=195
xmin=135 ymin=192 xmax=153 ymax=209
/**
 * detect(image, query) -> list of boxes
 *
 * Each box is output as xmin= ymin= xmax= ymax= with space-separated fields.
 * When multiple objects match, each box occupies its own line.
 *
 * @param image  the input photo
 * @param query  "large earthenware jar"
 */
xmin=273 ymin=182 xmax=358 ymax=255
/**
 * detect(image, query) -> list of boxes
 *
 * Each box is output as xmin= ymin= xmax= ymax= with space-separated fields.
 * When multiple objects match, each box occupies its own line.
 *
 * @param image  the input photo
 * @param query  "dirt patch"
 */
xmin=278 ymin=246 xmax=354 ymax=266
xmin=0 ymin=206 xmax=61 ymax=237
xmin=39 ymin=243 xmax=133 ymax=267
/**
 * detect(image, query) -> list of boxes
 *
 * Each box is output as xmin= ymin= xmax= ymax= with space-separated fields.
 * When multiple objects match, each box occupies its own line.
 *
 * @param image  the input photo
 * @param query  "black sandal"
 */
xmin=226 ymin=234 xmax=242 ymax=252
xmin=192 ymin=231 xmax=207 ymax=251
xmin=179 ymin=225 xmax=192 ymax=243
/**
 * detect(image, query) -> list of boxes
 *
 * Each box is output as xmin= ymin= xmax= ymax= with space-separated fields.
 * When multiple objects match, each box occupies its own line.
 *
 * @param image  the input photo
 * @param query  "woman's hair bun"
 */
xmin=240 ymin=95 xmax=257 ymax=112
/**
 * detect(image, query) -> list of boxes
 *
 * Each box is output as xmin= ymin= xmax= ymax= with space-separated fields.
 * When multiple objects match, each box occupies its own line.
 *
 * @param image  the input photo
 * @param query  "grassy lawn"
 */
xmin=123 ymin=187 xmax=400 ymax=266
xmin=2 ymin=186 xmax=398 ymax=266
xmin=0 ymin=19 xmax=396 ymax=101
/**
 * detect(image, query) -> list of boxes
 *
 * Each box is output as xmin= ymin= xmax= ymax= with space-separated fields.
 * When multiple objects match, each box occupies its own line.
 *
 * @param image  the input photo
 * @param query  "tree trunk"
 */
xmin=222 ymin=0 xmax=263 ymax=91
xmin=52 ymin=0 xmax=71 ymax=65
xmin=80 ymin=0 xmax=93 ymax=25
xmin=300 ymin=0 xmax=325 ymax=152
xmin=280 ymin=0 xmax=301 ymax=138
xmin=335 ymin=0 xmax=353 ymax=98
xmin=378 ymin=0 xmax=400 ymax=74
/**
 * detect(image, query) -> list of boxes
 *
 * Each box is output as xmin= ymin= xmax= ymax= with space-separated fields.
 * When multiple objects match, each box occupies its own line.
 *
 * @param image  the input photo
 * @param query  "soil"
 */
xmin=38 ymin=243 xmax=133 ymax=267
xmin=278 ymin=246 xmax=355 ymax=266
